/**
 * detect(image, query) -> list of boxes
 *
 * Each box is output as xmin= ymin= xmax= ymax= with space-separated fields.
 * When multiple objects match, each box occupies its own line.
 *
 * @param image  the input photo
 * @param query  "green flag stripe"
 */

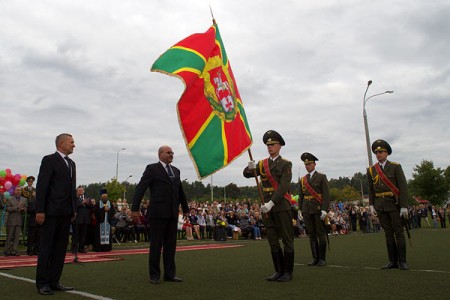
xmin=151 ymin=48 xmax=205 ymax=74
xmin=190 ymin=117 xmax=225 ymax=176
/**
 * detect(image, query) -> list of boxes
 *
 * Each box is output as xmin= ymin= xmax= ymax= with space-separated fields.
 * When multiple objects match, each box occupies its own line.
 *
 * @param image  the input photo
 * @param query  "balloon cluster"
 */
xmin=290 ymin=194 xmax=299 ymax=207
xmin=0 ymin=168 xmax=27 ymax=199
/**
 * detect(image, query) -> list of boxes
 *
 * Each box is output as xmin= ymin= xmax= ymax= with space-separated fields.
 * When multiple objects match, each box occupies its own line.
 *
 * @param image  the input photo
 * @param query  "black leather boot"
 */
xmin=277 ymin=250 xmax=294 ymax=282
xmin=267 ymin=250 xmax=284 ymax=281
xmin=317 ymin=243 xmax=327 ymax=266
xmin=381 ymin=242 xmax=399 ymax=269
xmin=307 ymin=240 xmax=319 ymax=266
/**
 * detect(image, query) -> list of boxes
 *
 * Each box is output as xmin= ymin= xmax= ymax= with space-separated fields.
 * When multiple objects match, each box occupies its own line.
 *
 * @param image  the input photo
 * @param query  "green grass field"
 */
xmin=1 ymin=229 xmax=450 ymax=300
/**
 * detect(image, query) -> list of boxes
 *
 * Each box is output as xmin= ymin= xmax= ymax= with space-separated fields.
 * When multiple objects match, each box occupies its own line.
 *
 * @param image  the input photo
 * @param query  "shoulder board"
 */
xmin=281 ymin=157 xmax=291 ymax=163
xmin=389 ymin=161 xmax=399 ymax=165
xmin=316 ymin=171 xmax=324 ymax=175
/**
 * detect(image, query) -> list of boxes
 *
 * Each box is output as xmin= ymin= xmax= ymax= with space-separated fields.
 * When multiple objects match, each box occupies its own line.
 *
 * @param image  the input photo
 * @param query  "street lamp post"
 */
xmin=116 ymin=147 xmax=126 ymax=181
xmin=353 ymin=177 xmax=364 ymax=206
xmin=123 ymin=175 xmax=132 ymax=200
xmin=363 ymin=80 xmax=394 ymax=166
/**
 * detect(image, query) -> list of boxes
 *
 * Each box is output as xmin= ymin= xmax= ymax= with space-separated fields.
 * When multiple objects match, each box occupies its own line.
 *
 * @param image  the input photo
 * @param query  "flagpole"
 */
xmin=209 ymin=5 xmax=216 ymax=24
xmin=247 ymin=149 xmax=265 ymax=207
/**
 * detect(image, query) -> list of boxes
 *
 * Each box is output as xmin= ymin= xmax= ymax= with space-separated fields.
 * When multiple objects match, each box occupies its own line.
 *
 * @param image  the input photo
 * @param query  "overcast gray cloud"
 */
xmin=1 ymin=0 xmax=449 ymax=190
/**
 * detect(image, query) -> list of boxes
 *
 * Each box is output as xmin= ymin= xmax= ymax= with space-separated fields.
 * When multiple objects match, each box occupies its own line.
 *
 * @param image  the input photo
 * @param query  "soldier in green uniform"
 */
xmin=22 ymin=176 xmax=40 ymax=256
xmin=367 ymin=139 xmax=409 ymax=270
xmin=298 ymin=152 xmax=330 ymax=266
xmin=243 ymin=130 xmax=294 ymax=282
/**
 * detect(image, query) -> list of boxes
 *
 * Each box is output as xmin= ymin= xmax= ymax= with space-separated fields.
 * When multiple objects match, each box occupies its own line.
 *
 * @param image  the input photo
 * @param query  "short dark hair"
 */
xmin=55 ymin=133 xmax=72 ymax=147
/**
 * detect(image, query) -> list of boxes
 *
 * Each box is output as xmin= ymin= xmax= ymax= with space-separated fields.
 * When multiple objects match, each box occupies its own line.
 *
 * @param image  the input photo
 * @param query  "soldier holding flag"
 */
xmin=243 ymin=130 xmax=294 ymax=282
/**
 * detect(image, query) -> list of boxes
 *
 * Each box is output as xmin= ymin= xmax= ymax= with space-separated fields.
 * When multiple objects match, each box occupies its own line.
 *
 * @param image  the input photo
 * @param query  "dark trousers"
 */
xmin=36 ymin=216 xmax=71 ymax=289
xmin=265 ymin=210 xmax=294 ymax=252
xmin=72 ymin=223 xmax=88 ymax=252
xmin=377 ymin=209 xmax=406 ymax=263
xmin=148 ymin=218 xmax=178 ymax=280
xmin=27 ymin=224 xmax=41 ymax=254
xmin=303 ymin=212 xmax=327 ymax=244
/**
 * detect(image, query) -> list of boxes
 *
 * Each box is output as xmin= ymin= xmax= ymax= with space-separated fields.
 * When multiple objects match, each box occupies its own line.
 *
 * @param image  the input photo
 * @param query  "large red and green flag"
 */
xmin=151 ymin=22 xmax=253 ymax=179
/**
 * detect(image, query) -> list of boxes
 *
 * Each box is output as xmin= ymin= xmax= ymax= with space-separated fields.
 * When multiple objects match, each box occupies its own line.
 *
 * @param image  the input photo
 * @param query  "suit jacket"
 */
xmin=74 ymin=196 xmax=93 ymax=224
xmin=132 ymin=162 xmax=189 ymax=220
xmin=298 ymin=171 xmax=330 ymax=214
xmin=36 ymin=152 xmax=77 ymax=217
xmin=367 ymin=160 xmax=408 ymax=211
xmin=243 ymin=156 xmax=292 ymax=213
xmin=6 ymin=196 xmax=27 ymax=226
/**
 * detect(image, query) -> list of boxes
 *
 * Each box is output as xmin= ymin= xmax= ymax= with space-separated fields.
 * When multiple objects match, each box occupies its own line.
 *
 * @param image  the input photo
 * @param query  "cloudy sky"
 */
xmin=1 ymin=0 xmax=449 ymax=190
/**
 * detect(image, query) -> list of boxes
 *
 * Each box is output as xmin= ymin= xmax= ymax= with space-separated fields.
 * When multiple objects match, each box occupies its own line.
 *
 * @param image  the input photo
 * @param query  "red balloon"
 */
xmin=0 ymin=187 xmax=6 ymax=193
xmin=5 ymin=168 xmax=12 ymax=174
xmin=5 ymin=173 xmax=13 ymax=181
xmin=0 ymin=177 xmax=5 ymax=185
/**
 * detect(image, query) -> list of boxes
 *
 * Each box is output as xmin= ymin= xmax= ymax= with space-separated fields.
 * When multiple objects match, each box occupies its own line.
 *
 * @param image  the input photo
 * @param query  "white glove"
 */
xmin=369 ymin=205 xmax=377 ymax=217
xmin=320 ymin=210 xmax=327 ymax=220
xmin=298 ymin=210 xmax=303 ymax=219
xmin=400 ymin=207 xmax=408 ymax=219
xmin=261 ymin=200 xmax=275 ymax=213
xmin=248 ymin=160 xmax=256 ymax=170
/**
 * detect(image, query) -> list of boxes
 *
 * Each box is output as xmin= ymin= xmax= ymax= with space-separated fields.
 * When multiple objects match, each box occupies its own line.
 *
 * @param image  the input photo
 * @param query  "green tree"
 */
xmin=409 ymin=160 xmax=447 ymax=205
xmin=330 ymin=185 xmax=361 ymax=203
xmin=104 ymin=179 xmax=125 ymax=202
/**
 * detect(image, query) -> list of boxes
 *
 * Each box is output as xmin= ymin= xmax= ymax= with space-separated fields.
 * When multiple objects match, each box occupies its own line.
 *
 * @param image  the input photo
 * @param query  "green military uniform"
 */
xmin=298 ymin=152 xmax=330 ymax=266
xmin=22 ymin=176 xmax=40 ymax=256
xmin=243 ymin=130 xmax=294 ymax=282
xmin=367 ymin=139 xmax=409 ymax=270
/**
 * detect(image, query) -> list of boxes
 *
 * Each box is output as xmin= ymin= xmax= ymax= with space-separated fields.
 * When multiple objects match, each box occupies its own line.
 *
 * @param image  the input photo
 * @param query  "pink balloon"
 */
xmin=5 ymin=168 xmax=12 ymax=174
xmin=4 ymin=181 xmax=12 ymax=190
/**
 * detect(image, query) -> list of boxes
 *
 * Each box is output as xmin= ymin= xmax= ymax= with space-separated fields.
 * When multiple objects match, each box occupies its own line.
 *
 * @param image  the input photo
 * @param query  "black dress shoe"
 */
xmin=399 ymin=262 xmax=409 ymax=270
xmin=277 ymin=272 xmax=293 ymax=282
xmin=38 ymin=286 xmax=54 ymax=295
xmin=150 ymin=278 xmax=160 ymax=284
xmin=316 ymin=259 xmax=326 ymax=266
xmin=307 ymin=259 xmax=318 ymax=266
xmin=164 ymin=277 xmax=183 ymax=282
xmin=78 ymin=249 xmax=87 ymax=253
xmin=51 ymin=284 xmax=73 ymax=291
xmin=381 ymin=262 xmax=399 ymax=269
xmin=266 ymin=272 xmax=282 ymax=281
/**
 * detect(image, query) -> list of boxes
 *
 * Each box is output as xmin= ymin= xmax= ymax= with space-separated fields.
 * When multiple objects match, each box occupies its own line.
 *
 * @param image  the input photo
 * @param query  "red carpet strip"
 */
xmin=0 ymin=243 xmax=243 ymax=270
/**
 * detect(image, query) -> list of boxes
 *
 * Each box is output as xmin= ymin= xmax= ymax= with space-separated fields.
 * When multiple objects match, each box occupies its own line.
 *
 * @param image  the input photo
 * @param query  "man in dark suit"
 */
xmin=71 ymin=186 xmax=92 ymax=255
xmin=35 ymin=133 xmax=77 ymax=295
xmin=131 ymin=145 xmax=189 ymax=284
xmin=367 ymin=139 xmax=409 ymax=270
xmin=298 ymin=152 xmax=330 ymax=267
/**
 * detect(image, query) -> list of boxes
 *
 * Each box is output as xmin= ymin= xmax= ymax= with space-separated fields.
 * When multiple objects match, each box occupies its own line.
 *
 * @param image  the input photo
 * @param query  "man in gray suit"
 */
xmin=4 ymin=186 xmax=27 ymax=256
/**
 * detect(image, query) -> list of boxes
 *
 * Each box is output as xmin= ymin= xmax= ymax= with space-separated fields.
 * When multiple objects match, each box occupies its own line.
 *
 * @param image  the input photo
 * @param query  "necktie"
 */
xmin=64 ymin=156 xmax=72 ymax=177
xmin=307 ymin=173 xmax=311 ymax=180
xmin=166 ymin=164 xmax=174 ymax=177
xmin=380 ymin=164 xmax=384 ymax=171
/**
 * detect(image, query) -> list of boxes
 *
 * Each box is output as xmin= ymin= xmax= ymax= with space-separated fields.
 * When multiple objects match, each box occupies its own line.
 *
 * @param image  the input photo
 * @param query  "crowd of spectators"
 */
xmin=1 ymin=194 xmax=449 ymax=255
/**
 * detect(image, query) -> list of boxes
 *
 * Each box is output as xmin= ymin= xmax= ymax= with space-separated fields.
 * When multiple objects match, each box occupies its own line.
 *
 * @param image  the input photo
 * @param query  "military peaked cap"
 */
xmin=301 ymin=152 xmax=318 ymax=164
xmin=263 ymin=130 xmax=285 ymax=146
xmin=371 ymin=139 xmax=392 ymax=155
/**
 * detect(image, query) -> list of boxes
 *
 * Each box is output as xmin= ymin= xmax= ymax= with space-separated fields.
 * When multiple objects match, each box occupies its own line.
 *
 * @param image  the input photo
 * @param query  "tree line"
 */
xmin=83 ymin=160 xmax=449 ymax=206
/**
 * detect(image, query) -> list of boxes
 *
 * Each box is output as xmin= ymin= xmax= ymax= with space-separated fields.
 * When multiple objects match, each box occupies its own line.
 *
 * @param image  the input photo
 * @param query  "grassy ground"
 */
xmin=1 ymin=229 xmax=450 ymax=300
